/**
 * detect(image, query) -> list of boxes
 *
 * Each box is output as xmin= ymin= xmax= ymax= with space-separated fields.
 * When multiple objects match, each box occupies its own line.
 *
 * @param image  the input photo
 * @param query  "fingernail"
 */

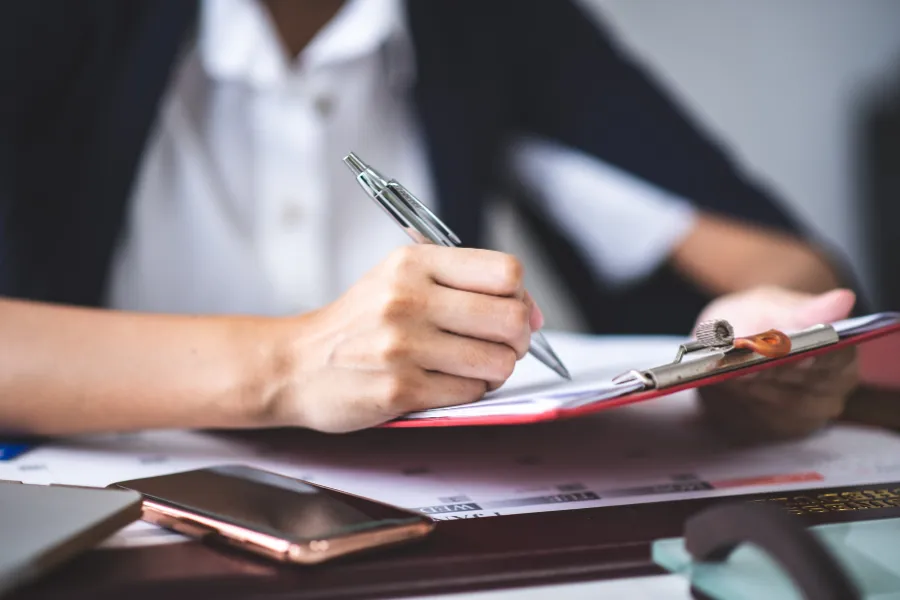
xmin=523 ymin=291 xmax=544 ymax=331
xmin=800 ymin=288 xmax=856 ymax=324
xmin=809 ymin=288 xmax=854 ymax=306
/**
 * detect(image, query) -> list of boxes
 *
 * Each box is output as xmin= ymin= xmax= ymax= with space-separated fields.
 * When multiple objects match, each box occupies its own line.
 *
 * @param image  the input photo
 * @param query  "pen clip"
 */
xmin=344 ymin=151 xmax=461 ymax=247
xmin=388 ymin=182 xmax=461 ymax=247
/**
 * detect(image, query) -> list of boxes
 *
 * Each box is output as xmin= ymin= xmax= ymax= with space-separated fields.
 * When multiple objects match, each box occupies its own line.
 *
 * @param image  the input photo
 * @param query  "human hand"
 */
xmin=695 ymin=286 xmax=858 ymax=442
xmin=262 ymin=246 xmax=542 ymax=433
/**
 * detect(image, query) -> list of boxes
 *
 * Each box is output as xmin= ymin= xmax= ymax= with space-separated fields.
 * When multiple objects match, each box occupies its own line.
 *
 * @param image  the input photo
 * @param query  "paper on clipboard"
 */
xmin=396 ymin=312 xmax=900 ymax=425
xmin=400 ymin=333 xmax=670 ymax=420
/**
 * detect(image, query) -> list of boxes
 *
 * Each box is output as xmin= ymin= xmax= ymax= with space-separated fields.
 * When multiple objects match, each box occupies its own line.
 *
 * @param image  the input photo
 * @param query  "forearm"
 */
xmin=0 ymin=298 xmax=283 ymax=436
xmin=671 ymin=212 xmax=840 ymax=296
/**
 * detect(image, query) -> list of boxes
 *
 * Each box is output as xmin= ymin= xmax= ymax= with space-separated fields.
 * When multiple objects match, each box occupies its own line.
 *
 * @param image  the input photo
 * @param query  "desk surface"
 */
xmin=7 ymin=501 xmax=670 ymax=600
xmin=13 ymin=536 xmax=690 ymax=600
xmin=10 ymin=479 xmax=900 ymax=600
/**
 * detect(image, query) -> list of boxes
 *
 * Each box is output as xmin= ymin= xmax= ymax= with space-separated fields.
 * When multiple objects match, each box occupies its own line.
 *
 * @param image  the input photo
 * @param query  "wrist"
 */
xmin=232 ymin=314 xmax=314 ymax=429
xmin=216 ymin=316 xmax=288 ymax=428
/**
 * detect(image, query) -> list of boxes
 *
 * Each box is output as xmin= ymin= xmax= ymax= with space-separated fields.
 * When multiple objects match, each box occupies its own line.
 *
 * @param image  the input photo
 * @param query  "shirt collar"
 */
xmin=199 ymin=0 xmax=414 ymax=89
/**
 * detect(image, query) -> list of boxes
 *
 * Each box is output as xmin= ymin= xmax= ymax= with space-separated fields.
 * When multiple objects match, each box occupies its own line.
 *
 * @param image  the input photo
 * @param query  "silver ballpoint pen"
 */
xmin=343 ymin=151 xmax=572 ymax=380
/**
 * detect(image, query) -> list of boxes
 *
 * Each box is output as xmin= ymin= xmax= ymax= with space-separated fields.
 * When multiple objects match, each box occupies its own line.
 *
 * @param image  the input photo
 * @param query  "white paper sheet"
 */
xmin=403 ymin=332 xmax=678 ymax=418
xmin=833 ymin=311 xmax=900 ymax=336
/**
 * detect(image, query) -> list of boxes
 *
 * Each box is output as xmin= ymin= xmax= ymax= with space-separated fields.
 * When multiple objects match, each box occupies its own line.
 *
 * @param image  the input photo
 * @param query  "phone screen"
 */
xmin=117 ymin=465 xmax=428 ymax=542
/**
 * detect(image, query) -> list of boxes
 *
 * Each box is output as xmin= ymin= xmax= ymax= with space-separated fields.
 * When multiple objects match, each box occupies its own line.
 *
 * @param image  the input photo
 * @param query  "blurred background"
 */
xmin=492 ymin=0 xmax=900 ymax=332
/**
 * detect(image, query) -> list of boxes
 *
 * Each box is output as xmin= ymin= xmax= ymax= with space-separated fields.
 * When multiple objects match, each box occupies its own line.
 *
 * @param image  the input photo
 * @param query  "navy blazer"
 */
xmin=0 ymin=0 xmax=822 ymax=334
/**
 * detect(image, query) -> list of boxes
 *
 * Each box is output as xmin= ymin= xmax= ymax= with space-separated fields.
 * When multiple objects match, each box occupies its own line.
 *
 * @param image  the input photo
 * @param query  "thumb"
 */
xmin=791 ymin=288 xmax=856 ymax=329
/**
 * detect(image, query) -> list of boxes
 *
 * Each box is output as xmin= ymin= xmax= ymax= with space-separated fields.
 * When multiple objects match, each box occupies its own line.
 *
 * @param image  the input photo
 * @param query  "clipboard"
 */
xmin=382 ymin=312 xmax=900 ymax=428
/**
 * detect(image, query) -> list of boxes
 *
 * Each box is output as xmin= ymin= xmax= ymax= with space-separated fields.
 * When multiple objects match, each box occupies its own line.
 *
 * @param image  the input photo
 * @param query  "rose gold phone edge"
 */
xmin=109 ymin=475 xmax=436 ymax=565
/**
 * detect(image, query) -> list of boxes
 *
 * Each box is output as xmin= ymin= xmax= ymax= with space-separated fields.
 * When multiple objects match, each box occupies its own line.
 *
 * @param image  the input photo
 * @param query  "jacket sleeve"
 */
xmin=503 ymin=0 xmax=801 ymax=233
xmin=499 ymin=0 xmax=868 ymax=311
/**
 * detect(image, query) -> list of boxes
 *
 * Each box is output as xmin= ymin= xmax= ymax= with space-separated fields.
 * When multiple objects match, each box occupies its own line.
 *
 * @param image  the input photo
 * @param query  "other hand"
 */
xmin=261 ymin=245 xmax=542 ymax=433
xmin=695 ymin=286 xmax=858 ymax=442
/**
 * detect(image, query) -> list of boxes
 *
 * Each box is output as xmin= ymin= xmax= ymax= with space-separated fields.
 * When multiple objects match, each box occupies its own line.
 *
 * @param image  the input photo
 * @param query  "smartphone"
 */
xmin=109 ymin=465 xmax=435 ymax=564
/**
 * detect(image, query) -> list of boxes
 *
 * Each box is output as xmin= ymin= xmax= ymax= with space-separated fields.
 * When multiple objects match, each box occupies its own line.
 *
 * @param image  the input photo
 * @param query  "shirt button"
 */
xmin=314 ymin=95 xmax=334 ymax=118
xmin=282 ymin=203 xmax=304 ymax=227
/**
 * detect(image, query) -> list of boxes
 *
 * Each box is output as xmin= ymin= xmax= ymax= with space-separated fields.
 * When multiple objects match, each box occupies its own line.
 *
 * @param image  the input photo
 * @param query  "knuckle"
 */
xmin=513 ymin=340 xmax=530 ymax=360
xmin=465 ymin=379 xmax=490 ymax=401
xmin=380 ymin=374 xmax=416 ymax=412
xmin=488 ymin=346 xmax=518 ymax=381
xmin=378 ymin=289 xmax=420 ymax=323
xmin=386 ymin=246 xmax=422 ymax=277
xmin=496 ymin=255 xmax=524 ymax=294
xmin=375 ymin=327 xmax=411 ymax=363
xmin=486 ymin=379 xmax=504 ymax=392
xmin=501 ymin=302 xmax=531 ymax=339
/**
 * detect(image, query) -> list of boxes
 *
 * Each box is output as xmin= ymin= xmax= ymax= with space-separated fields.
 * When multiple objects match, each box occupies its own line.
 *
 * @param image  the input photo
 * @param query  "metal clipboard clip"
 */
xmin=612 ymin=319 xmax=840 ymax=390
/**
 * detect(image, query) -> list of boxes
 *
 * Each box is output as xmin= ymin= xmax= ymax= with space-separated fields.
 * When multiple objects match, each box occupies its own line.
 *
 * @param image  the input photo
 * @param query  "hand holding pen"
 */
xmin=343 ymin=151 xmax=571 ymax=380
xmin=288 ymin=241 xmax=551 ymax=431
xmin=233 ymin=152 xmax=569 ymax=433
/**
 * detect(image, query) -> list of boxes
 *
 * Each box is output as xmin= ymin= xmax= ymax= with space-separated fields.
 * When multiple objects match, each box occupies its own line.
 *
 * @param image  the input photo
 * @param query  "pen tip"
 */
xmin=549 ymin=359 xmax=571 ymax=380
xmin=529 ymin=330 xmax=572 ymax=380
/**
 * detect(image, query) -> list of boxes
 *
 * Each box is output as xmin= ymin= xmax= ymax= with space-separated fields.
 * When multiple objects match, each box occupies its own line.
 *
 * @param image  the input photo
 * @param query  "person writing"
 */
xmin=0 ymin=0 xmax=859 ymax=438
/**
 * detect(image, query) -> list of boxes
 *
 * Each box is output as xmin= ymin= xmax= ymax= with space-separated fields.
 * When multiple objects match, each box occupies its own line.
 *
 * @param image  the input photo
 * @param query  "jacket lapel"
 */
xmin=59 ymin=0 xmax=197 ymax=305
